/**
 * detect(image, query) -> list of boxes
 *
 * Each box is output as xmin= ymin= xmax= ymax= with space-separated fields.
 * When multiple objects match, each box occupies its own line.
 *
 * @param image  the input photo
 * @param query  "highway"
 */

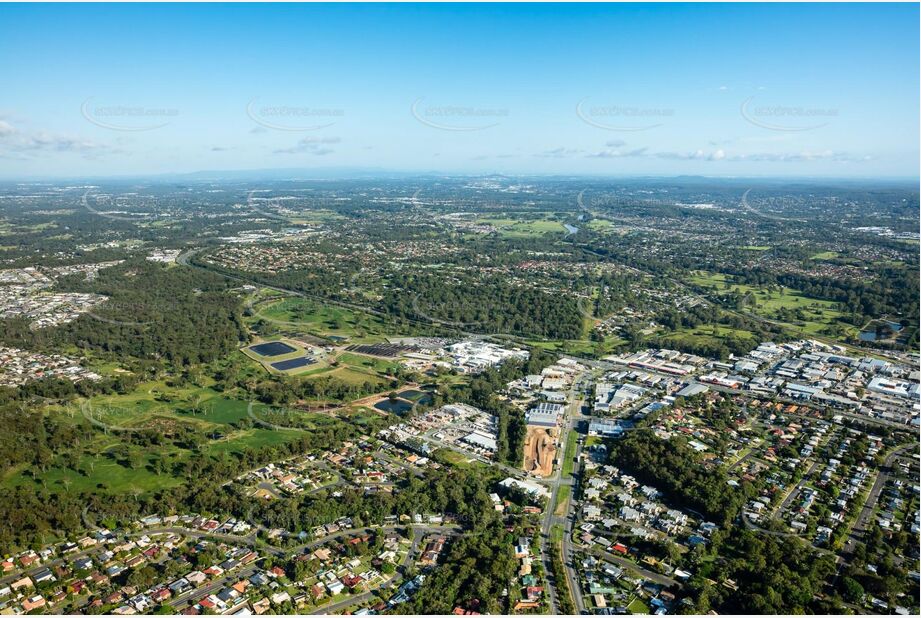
xmin=560 ymin=392 xmax=590 ymax=614
xmin=177 ymin=244 xmax=917 ymax=612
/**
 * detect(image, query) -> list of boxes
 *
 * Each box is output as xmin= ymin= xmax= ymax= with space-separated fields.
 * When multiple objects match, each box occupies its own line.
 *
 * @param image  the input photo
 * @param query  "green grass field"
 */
xmin=662 ymin=324 xmax=757 ymax=349
xmin=433 ymin=448 xmax=488 ymax=471
xmin=336 ymin=352 xmax=400 ymax=374
xmin=251 ymin=295 xmax=393 ymax=342
xmin=3 ymin=447 xmax=187 ymax=495
xmin=283 ymin=209 xmax=346 ymax=224
xmin=554 ymin=485 xmax=572 ymax=517
xmin=586 ymin=219 xmax=613 ymax=230
xmin=88 ymin=380 xmax=251 ymax=426
xmin=585 ymin=219 xmax=627 ymax=235
xmin=475 ymin=216 xmax=567 ymax=238
xmin=526 ymin=338 xmax=605 ymax=356
xmin=1 ymin=382 xmax=313 ymax=496
xmin=204 ymin=427 xmax=304 ymax=456
xmin=627 ymin=598 xmax=651 ymax=614
xmin=690 ymin=270 xmax=856 ymax=338
xmin=562 ymin=429 xmax=578 ymax=478
xmin=553 ymin=430 xmax=579 ymax=515
xmin=321 ymin=366 xmax=389 ymax=387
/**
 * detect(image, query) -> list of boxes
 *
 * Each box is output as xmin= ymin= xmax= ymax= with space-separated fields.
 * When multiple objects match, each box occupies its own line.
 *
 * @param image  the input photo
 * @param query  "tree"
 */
xmin=841 ymin=576 xmax=864 ymax=603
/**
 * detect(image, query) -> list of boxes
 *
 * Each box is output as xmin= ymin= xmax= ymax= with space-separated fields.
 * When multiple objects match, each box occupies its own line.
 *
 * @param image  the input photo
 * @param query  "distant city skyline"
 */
xmin=0 ymin=2 xmax=918 ymax=179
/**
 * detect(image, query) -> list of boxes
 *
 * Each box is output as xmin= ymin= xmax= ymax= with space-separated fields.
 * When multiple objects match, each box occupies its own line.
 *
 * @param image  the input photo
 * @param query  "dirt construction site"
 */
xmin=523 ymin=426 xmax=559 ymax=477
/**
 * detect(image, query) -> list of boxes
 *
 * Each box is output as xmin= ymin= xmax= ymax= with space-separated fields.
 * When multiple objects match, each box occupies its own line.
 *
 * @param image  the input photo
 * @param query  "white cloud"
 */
xmin=729 ymin=150 xmax=866 ymax=162
xmin=583 ymin=140 xmax=866 ymax=164
xmin=0 ymin=119 xmax=119 ymax=158
xmin=587 ymin=147 xmax=648 ymax=159
xmin=535 ymin=147 xmax=582 ymax=158
xmin=274 ymin=136 xmax=340 ymax=155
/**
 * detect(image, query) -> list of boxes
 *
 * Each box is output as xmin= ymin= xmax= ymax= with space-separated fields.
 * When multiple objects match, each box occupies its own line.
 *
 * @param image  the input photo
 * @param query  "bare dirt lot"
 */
xmin=523 ymin=426 xmax=558 ymax=477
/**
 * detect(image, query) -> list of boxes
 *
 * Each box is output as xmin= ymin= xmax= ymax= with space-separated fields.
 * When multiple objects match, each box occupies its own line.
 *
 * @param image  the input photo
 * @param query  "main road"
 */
xmin=538 ymin=373 xmax=588 ymax=614
xmin=690 ymin=379 xmax=913 ymax=431
xmin=559 ymin=388 xmax=591 ymax=615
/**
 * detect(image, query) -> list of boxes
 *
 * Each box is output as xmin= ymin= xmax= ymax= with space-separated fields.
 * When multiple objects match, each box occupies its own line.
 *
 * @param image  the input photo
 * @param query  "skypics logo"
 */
xmin=80 ymin=401 xmax=152 ymax=434
xmin=81 ymin=98 xmax=178 ymax=132
xmin=84 ymin=299 xmax=160 ymax=328
xmin=81 ymin=189 xmax=156 ymax=223
xmin=576 ymin=97 xmax=673 ymax=132
xmin=245 ymin=400 xmax=370 ymax=432
xmin=245 ymin=190 xmax=297 ymax=224
xmin=79 ymin=397 xmax=221 ymax=435
xmin=738 ymin=188 xmax=805 ymax=223
xmin=244 ymin=189 xmax=344 ymax=225
xmin=411 ymin=97 xmax=508 ymax=131
xmin=740 ymin=96 xmax=837 ymax=132
xmin=246 ymin=98 xmax=344 ymax=132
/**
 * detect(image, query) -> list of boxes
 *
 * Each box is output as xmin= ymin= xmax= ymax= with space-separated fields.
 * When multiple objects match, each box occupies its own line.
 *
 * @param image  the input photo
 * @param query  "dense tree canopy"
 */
xmin=610 ymin=430 xmax=754 ymax=526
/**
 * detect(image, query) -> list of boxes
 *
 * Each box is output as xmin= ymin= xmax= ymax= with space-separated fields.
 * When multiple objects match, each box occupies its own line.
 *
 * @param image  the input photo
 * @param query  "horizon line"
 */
xmin=1 ymin=168 xmax=919 ymax=184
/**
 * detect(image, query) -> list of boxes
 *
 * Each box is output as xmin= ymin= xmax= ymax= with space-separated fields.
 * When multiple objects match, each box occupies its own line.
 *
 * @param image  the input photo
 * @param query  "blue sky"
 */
xmin=0 ymin=3 xmax=918 ymax=178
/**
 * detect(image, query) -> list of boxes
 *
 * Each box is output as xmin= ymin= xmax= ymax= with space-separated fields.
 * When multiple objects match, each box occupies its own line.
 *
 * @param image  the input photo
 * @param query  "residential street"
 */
xmin=843 ymin=443 xmax=916 ymax=556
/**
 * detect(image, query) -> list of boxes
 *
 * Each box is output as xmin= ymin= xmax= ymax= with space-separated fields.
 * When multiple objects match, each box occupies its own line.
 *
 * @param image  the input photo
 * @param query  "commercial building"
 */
xmin=526 ymin=402 xmax=564 ymax=427
xmin=461 ymin=431 xmax=498 ymax=452
xmin=588 ymin=418 xmax=625 ymax=438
